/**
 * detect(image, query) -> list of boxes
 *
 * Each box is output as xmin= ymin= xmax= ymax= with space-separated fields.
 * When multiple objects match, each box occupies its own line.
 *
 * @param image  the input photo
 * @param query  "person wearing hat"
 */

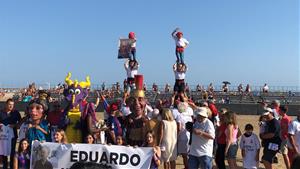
xmin=27 ymin=99 xmax=49 ymax=145
xmin=128 ymin=32 xmax=137 ymax=61
xmin=171 ymin=28 xmax=189 ymax=64
xmin=260 ymin=108 xmax=281 ymax=169
xmin=125 ymin=75 xmax=148 ymax=146
xmin=188 ymin=107 xmax=215 ymax=169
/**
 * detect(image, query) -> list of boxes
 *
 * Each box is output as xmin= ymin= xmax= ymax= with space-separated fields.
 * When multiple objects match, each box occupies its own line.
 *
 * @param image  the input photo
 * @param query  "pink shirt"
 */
xmin=225 ymin=125 xmax=238 ymax=144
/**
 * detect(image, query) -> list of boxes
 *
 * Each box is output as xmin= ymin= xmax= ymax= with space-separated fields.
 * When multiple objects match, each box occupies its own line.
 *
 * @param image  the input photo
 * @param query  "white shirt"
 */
xmin=126 ymin=68 xmax=138 ymax=78
xmin=263 ymin=85 xmax=269 ymax=92
xmin=0 ymin=125 xmax=14 ymax=156
xmin=171 ymin=109 xmax=182 ymax=123
xmin=130 ymin=39 xmax=136 ymax=48
xmin=174 ymin=71 xmax=186 ymax=80
xmin=125 ymin=64 xmax=138 ymax=78
xmin=288 ymin=119 xmax=300 ymax=150
xmin=240 ymin=133 xmax=261 ymax=169
xmin=189 ymin=119 xmax=215 ymax=157
xmin=173 ymin=35 xmax=189 ymax=48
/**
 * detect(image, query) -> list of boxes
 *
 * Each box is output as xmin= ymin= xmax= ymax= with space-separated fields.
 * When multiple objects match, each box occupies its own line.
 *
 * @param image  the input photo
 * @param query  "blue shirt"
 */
xmin=27 ymin=120 xmax=49 ymax=144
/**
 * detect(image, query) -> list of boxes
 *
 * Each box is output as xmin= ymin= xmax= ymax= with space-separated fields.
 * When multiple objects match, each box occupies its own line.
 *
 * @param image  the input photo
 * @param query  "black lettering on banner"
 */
xmin=100 ymin=152 xmax=108 ymax=164
xmin=89 ymin=151 xmax=99 ymax=162
xmin=130 ymin=154 xmax=140 ymax=166
xmin=119 ymin=153 xmax=129 ymax=165
xmin=110 ymin=152 xmax=119 ymax=164
xmin=70 ymin=151 xmax=78 ymax=162
xmin=79 ymin=151 xmax=88 ymax=161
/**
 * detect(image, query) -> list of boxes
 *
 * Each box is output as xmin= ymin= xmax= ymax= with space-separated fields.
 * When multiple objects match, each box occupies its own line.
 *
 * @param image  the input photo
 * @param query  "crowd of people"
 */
xmin=0 ymin=29 xmax=299 ymax=169
xmin=0 ymin=89 xmax=300 ymax=169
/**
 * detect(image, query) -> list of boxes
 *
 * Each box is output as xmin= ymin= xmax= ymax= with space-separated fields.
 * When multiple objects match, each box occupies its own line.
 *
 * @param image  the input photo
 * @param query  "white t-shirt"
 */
xmin=171 ymin=109 xmax=182 ymax=123
xmin=189 ymin=119 xmax=215 ymax=157
xmin=0 ymin=125 xmax=15 ymax=156
xmin=288 ymin=119 xmax=300 ymax=150
xmin=126 ymin=68 xmax=138 ymax=78
xmin=174 ymin=71 xmax=186 ymax=80
xmin=240 ymin=133 xmax=261 ymax=169
xmin=125 ymin=62 xmax=139 ymax=78
xmin=130 ymin=39 xmax=136 ymax=48
xmin=263 ymin=85 xmax=269 ymax=92
xmin=173 ymin=36 xmax=189 ymax=48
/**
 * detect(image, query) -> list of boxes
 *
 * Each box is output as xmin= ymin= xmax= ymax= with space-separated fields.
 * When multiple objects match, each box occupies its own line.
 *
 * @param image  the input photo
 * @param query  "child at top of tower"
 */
xmin=171 ymin=28 xmax=189 ymax=64
xmin=128 ymin=32 xmax=137 ymax=61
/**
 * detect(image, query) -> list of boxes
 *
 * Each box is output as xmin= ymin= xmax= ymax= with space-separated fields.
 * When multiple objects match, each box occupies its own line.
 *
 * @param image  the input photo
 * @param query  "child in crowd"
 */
xmin=240 ymin=124 xmax=261 ymax=169
xmin=171 ymin=28 xmax=189 ymax=64
xmin=128 ymin=32 xmax=137 ymax=61
xmin=85 ymin=134 xmax=95 ymax=144
xmin=116 ymin=136 xmax=125 ymax=146
xmin=13 ymin=139 xmax=30 ymax=169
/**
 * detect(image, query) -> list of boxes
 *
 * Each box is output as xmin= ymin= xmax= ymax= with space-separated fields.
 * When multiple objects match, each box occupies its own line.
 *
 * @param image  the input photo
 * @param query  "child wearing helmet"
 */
xmin=128 ymin=32 xmax=137 ymax=61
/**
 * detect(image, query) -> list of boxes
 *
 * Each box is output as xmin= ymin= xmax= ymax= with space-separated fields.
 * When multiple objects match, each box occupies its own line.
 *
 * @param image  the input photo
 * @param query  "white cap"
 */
xmin=262 ymin=107 xmax=273 ymax=116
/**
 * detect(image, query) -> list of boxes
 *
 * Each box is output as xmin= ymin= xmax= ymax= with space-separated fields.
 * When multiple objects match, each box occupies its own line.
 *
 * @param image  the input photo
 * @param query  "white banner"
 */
xmin=30 ymin=141 xmax=153 ymax=169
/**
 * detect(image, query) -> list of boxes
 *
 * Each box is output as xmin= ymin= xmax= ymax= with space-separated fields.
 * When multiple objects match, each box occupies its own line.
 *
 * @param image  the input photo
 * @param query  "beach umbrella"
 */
xmin=222 ymin=81 xmax=231 ymax=85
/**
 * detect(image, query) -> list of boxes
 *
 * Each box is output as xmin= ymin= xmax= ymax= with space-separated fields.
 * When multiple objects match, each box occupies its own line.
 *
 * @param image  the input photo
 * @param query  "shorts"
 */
xmin=174 ymin=80 xmax=185 ymax=93
xmin=280 ymin=139 xmax=288 ymax=155
xmin=262 ymin=147 xmax=278 ymax=164
xmin=226 ymin=143 xmax=238 ymax=159
xmin=127 ymin=77 xmax=135 ymax=84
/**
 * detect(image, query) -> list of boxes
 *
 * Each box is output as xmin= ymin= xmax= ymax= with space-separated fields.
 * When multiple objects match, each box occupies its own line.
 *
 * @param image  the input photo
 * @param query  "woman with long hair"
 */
xmin=85 ymin=133 xmax=95 ymax=144
xmin=54 ymin=129 xmax=68 ymax=144
xmin=159 ymin=108 xmax=177 ymax=169
xmin=13 ymin=138 xmax=30 ymax=169
xmin=224 ymin=111 xmax=241 ymax=169
xmin=143 ymin=130 xmax=161 ymax=169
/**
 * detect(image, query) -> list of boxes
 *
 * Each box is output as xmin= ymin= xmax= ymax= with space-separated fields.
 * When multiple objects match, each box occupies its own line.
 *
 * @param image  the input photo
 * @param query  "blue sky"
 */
xmin=0 ymin=0 xmax=299 ymax=89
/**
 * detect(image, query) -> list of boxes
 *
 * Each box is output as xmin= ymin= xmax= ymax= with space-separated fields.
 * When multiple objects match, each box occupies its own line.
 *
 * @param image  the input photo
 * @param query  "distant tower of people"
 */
xmin=171 ymin=28 xmax=189 ymax=64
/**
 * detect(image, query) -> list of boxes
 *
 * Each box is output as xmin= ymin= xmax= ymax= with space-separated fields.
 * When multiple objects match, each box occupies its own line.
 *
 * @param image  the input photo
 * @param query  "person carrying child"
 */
xmin=171 ymin=28 xmax=189 ymax=64
xmin=124 ymin=59 xmax=139 ymax=92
